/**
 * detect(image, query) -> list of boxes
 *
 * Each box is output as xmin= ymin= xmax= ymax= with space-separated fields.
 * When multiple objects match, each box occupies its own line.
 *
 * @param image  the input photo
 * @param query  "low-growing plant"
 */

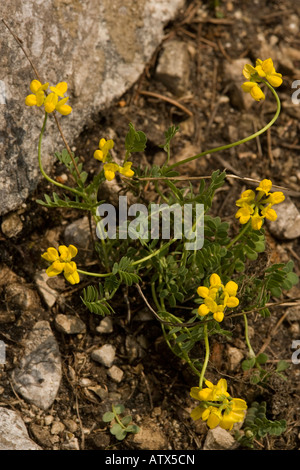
xmin=103 ymin=404 xmax=140 ymax=441
xmin=12 ymin=30 xmax=299 ymax=447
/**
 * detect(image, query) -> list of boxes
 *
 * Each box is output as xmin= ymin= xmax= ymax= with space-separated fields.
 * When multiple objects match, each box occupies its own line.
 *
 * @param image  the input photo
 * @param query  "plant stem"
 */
xmin=226 ymin=220 xmax=251 ymax=249
xmin=131 ymin=238 xmax=176 ymax=266
xmin=199 ymin=323 xmax=210 ymax=389
xmin=77 ymin=269 xmax=111 ymax=278
xmin=38 ymin=112 xmax=86 ymax=198
xmin=167 ymin=81 xmax=281 ymax=171
xmin=243 ymin=313 xmax=255 ymax=358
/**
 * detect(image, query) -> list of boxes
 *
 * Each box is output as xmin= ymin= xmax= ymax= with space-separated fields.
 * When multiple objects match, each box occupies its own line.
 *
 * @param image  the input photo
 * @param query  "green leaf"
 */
xmin=126 ymin=424 xmax=140 ymax=434
xmin=242 ymin=357 xmax=256 ymax=370
xmin=159 ymin=125 xmax=180 ymax=152
xmin=276 ymin=360 xmax=289 ymax=372
xmin=125 ymin=122 xmax=147 ymax=154
xmin=102 ymin=411 xmax=115 ymax=422
xmin=121 ymin=415 xmax=132 ymax=427
xmin=110 ymin=423 xmax=123 ymax=435
xmin=115 ymin=429 xmax=128 ymax=441
xmin=113 ymin=404 xmax=125 ymax=415
xmin=256 ymin=353 xmax=268 ymax=365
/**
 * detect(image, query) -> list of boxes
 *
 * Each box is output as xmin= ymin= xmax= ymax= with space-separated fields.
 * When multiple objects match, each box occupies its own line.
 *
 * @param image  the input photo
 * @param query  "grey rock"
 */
xmin=156 ymin=39 xmax=191 ymax=96
xmin=35 ymin=271 xmax=59 ymax=308
xmin=91 ymin=344 xmax=116 ymax=367
xmin=203 ymin=427 xmax=239 ymax=450
xmin=54 ymin=314 xmax=86 ymax=334
xmin=64 ymin=216 xmax=94 ymax=261
xmin=0 ymin=0 xmax=185 ymax=216
xmin=227 ymin=345 xmax=244 ymax=371
xmin=5 ymin=282 xmax=40 ymax=311
xmin=1 ymin=212 xmax=23 ymax=238
xmin=132 ymin=417 xmax=167 ymax=450
xmin=96 ymin=316 xmax=114 ymax=334
xmin=223 ymin=58 xmax=254 ymax=110
xmin=0 ymin=407 xmax=41 ymax=450
xmin=11 ymin=321 xmax=62 ymax=410
xmin=107 ymin=365 xmax=124 ymax=383
xmin=267 ymin=197 xmax=300 ymax=240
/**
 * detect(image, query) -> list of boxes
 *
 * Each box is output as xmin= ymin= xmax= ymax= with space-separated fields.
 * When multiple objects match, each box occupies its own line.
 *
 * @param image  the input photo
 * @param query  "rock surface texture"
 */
xmin=11 ymin=321 xmax=62 ymax=410
xmin=0 ymin=0 xmax=185 ymax=215
xmin=0 ymin=407 xmax=41 ymax=450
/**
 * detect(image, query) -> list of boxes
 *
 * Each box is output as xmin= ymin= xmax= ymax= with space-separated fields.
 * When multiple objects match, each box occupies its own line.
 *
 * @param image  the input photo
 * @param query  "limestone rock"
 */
xmin=11 ymin=321 xmax=62 ymax=410
xmin=156 ymin=39 xmax=191 ymax=96
xmin=91 ymin=344 xmax=116 ymax=367
xmin=35 ymin=271 xmax=59 ymax=308
xmin=223 ymin=58 xmax=254 ymax=110
xmin=1 ymin=212 xmax=23 ymax=238
xmin=0 ymin=407 xmax=41 ymax=450
xmin=132 ymin=417 xmax=168 ymax=450
xmin=0 ymin=0 xmax=185 ymax=216
xmin=203 ymin=427 xmax=239 ymax=450
xmin=54 ymin=314 xmax=86 ymax=334
xmin=267 ymin=197 xmax=300 ymax=240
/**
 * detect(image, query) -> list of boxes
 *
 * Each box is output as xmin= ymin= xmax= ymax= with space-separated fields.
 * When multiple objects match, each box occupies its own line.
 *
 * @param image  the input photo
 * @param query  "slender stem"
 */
xmin=38 ymin=113 xmax=86 ymax=198
xmin=77 ymin=268 xmax=111 ymax=278
xmin=226 ymin=220 xmax=251 ymax=250
xmin=53 ymin=114 xmax=81 ymax=179
xmin=243 ymin=313 xmax=255 ymax=358
xmin=199 ymin=323 xmax=210 ymax=389
xmin=167 ymin=81 xmax=281 ymax=171
xmin=131 ymin=238 xmax=176 ymax=266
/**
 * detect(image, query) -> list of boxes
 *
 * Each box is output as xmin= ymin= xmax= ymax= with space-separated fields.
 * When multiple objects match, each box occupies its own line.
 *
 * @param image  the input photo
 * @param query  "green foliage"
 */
xmin=125 ymin=122 xmax=147 ymax=154
xmin=103 ymin=404 xmax=140 ymax=441
xmin=236 ymin=401 xmax=287 ymax=448
xmin=242 ymin=352 xmax=289 ymax=385
xmin=81 ymin=283 xmax=115 ymax=316
xmin=112 ymin=257 xmax=141 ymax=286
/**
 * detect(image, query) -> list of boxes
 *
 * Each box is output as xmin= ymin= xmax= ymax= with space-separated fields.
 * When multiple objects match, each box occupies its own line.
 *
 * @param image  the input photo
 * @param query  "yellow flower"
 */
xmin=191 ymin=379 xmax=229 ymax=403
xmin=241 ymin=82 xmax=265 ymax=101
xmin=242 ymin=63 xmax=257 ymax=81
xmin=25 ymin=80 xmax=49 ymax=107
xmin=218 ymin=398 xmax=248 ymax=431
xmin=119 ymin=161 xmax=135 ymax=178
xmin=94 ymin=138 xmax=114 ymax=163
xmin=55 ymin=97 xmax=72 ymax=115
xmin=256 ymin=178 xmax=272 ymax=196
xmin=41 ymin=245 xmax=80 ymax=285
xmin=255 ymin=58 xmax=283 ymax=87
xmin=235 ymin=205 xmax=254 ymax=225
xmin=190 ymin=379 xmax=247 ymax=430
xmin=44 ymin=93 xmax=72 ymax=115
xmin=44 ymin=93 xmax=58 ymax=113
xmin=242 ymin=58 xmax=282 ymax=88
xmin=197 ymin=274 xmax=239 ymax=322
xmin=235 ymin=179 xmax=285 ymax=230
xmin=26 ymin=79 xmax=72 ymax=115
xmin=49 ymin=81 xmax=68 ymax=97
xmin=103 ymin=162 xmax=119 ymax=181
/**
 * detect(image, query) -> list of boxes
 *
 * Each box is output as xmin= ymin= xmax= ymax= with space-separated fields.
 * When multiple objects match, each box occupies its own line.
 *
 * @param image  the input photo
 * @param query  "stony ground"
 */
xmin=1 ymin=0 xmax=300 ymax=451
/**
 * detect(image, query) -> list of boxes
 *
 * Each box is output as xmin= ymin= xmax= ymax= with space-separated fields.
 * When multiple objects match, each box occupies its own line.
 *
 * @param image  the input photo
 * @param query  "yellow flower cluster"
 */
xmin=41 ymin=245 xmax=79 ymax=285
xmin=235 ymin=179 xmax=285 ymax=230
xmin=190 ymin=379 xmax=247 ymax=430
xmin=241 ymin=58 xmax=282 ymax=101
xmin=25 ymin=80 xmax=72 ymax=115
xmin=94 ymin=138 xmax=135 ymax=181
xmin=197 ymin=274 xmax=239 ymax=322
